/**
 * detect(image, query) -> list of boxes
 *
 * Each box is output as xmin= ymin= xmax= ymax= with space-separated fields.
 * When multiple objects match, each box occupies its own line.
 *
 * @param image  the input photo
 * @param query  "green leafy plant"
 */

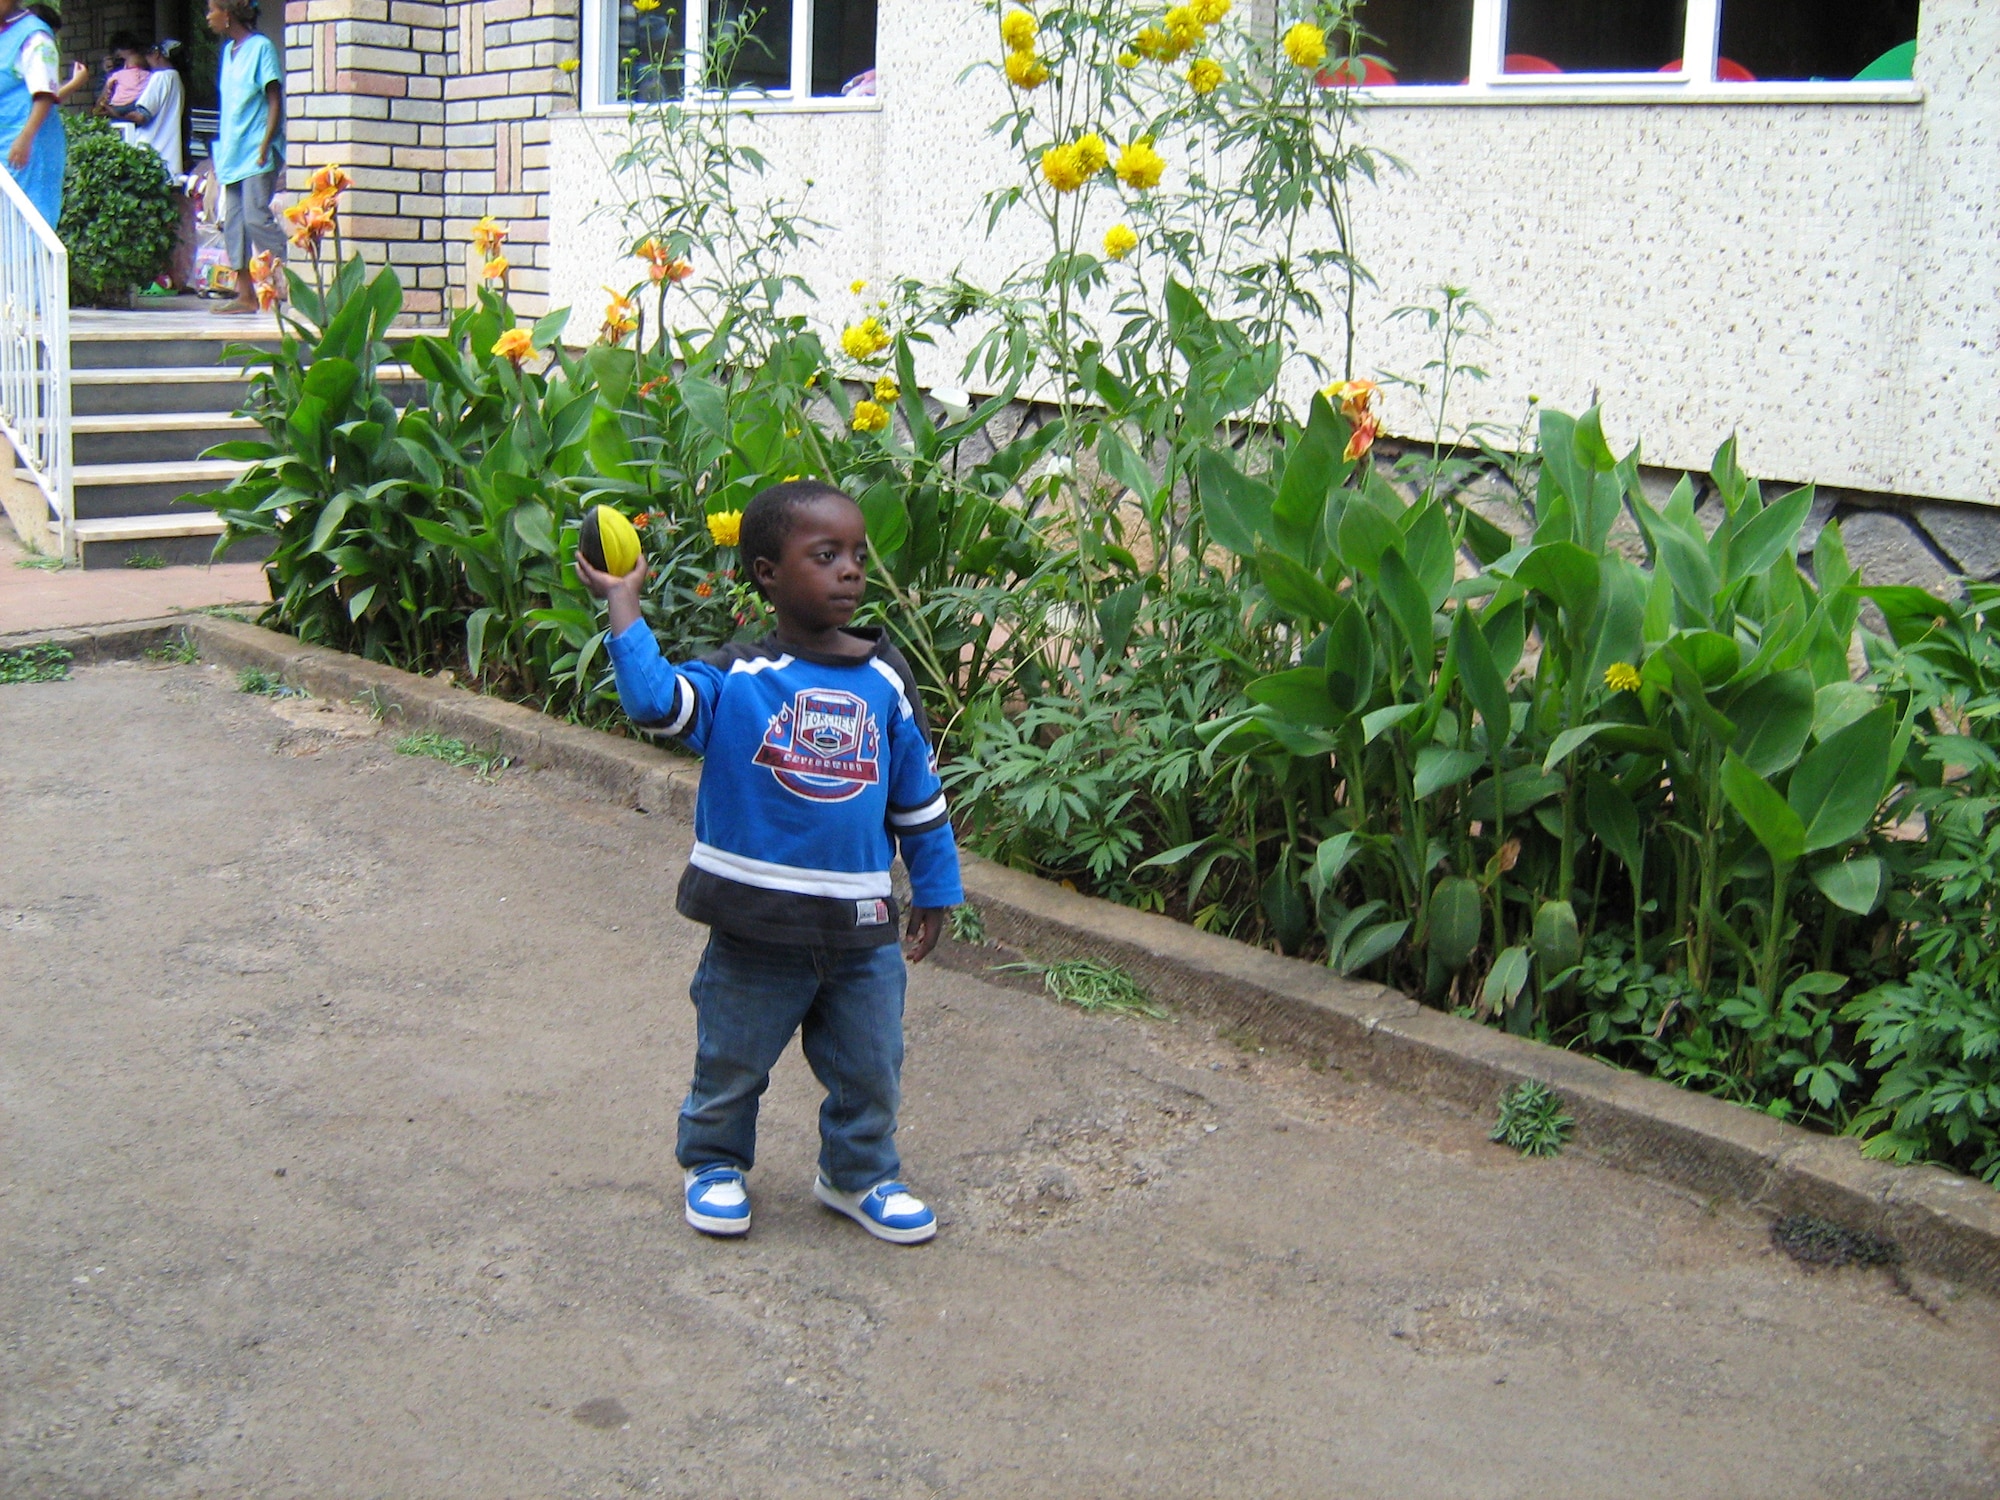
xmin=948 ymin=903 xmax=990 ymax=946
xmin=394 ymin=731 xmax=512 ymax=778
xmin=144 ymin=633 xmax=199 ymax=664
xmin=1491 ymin=1080 xmax=1574 ymax=1157
xmin=125 ymin=552 xmax=167 ymax=570
xmin=0 ymin=643 xmax=72 ymax=683
xmin=59 ymin=116 xmax=178 ymax=307
xmin=998 ymin=958 xmax=1167 ymax=1018
xmin=237 ymin=666 xmax=303 ymax=696
xmin=14 ymin=551 xmax=64 ymax=570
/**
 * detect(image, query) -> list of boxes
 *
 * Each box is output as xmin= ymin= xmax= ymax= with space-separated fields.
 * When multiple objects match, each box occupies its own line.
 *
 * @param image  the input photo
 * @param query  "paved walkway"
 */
xmin=0 ymin=523 xmax=267 ymax=636
xmin=4 ymin=660 xmax=1997 ymax=1499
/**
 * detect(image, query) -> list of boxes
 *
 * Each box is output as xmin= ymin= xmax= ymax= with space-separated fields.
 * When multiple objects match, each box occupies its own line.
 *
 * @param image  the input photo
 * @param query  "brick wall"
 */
xmin=282 ymin=0 xmax=573 ymax=321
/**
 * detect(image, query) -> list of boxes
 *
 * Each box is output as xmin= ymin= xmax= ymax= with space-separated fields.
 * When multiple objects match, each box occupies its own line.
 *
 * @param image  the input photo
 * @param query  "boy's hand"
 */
xmin=574 ymin=549 xmax=649 ymax=636
xmin=905 ymin=906 xmax=944 ymax=964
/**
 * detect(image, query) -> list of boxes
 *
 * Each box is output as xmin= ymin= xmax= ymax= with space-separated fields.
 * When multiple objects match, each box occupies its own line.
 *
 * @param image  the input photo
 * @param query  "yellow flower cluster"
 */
xmin=1041 ymin=133 xmax=1108 ymax=193
xmin=852 ymin=400 xmax=891 ymax=434
xmin=873 ymin=376 xmax=900 ymax=403
xmin=600 ymin=287 xmax=639 ymax=345
xmin=841 ymin=316 xmax=891 ymax=362
xmin=1103 ymin=223 xmax=1139 ymax=261
xmin=1187 ymin=56 xmax=1223 ymax=94
xmin=1000 ymin=8 xmax=1048 ymax=90
xmin=707 ymin=510 xmax=743 ymax=548
xmin=492 ymin=328 xmax=534 ymax=366
xmin=1604 ymin=662 xmax=1643 ymax=694
xmin=1114 ymin=139 xmax=1166 ymax=190
xmin=1129 ymin=0 xmax=1228 ymax=63
xmin=1283 ymin=22 xmax=1327 ymax=69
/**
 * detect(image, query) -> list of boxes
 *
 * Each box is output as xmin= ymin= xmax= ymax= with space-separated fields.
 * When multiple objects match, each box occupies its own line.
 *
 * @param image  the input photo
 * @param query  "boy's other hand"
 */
xmin=574 ymin=549 xmax=649 ymax=636
xmin=905 ymin=907 xmax=944 ymax=964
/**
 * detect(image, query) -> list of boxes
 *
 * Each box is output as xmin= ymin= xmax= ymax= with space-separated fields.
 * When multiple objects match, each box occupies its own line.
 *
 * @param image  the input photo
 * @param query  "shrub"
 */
xmin=60 ymin=115 xmax=178 ymax=307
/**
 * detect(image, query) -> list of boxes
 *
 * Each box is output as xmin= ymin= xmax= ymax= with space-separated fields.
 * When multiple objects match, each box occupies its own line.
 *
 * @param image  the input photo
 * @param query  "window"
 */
xmin=1349 ymin=0 xmax=1921 ymax=91
xmin=604 ymin=0 xmax=876 ymax=106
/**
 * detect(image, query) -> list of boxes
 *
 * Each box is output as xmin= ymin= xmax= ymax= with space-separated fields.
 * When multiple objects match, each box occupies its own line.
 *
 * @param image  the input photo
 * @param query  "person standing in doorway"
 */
xmin=0 ymin=0 xmax=65 ymax=230
xmin=112 ymin=38 xmax=192 ymax=293
xmin=206 ymin=0 xmax=282 ymax=315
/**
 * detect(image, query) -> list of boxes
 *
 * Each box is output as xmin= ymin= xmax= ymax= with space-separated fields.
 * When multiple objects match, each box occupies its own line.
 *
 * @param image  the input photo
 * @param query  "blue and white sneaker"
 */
xmin=813 ymin=1175 xmax=937 ymax=1244
xmin=683 ymin=1164 xmax=751 ymax=1236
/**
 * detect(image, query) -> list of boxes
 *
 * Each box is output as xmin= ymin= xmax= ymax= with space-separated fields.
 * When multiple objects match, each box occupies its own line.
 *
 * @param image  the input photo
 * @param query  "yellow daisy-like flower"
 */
xmin=1283 ymin=22 xmax=1327 ymax=69
xmin=1103 ymin=223 xmax=1139 ymax=260
xmin=841 ymin=316 xmax=891 ymax=362
xmin=1193 ymin=0 xmax=1231 ymax=22
xmin=999 ymin=10 xmax=1036 ymax=52
xmin=1041 ymin=142 xmax=1089 ymax=193
xmin=1131 ymin=26 xmax=1177 ymax=61
xmin=873 ymin=376 xmax=900 ymax=403
xmin=557 ymin=56 xmax=580 ymax=73
xmin=1074 ymin=131 xmax=1108 ymax=177
xmin=1187 ymin=56 xmax=1224 ymax=94
xmin=1114 ymin=139 xmax=1166 ymax=191
xmin=706 ymin=510 xmax=743 ymax=548
xmin=850 ymin=278 xmax=866 ymax=294
xmin=1003 ymin=49 xmax=1049 ymax=89
xmin=852 ymin=400 xmax=891 ymax=434
xmin=1117 ymin=50 xmax=1140 ymax=68
xmin=1604 ymin=662 xmax=1643 ymax=694
xmin=1163 ymin=5 xmax=1205 ymax=51
xmin=633 ymin=0 xmax=659 ymax=10
xmin=492 ymin=328 xmax=534 ymax=366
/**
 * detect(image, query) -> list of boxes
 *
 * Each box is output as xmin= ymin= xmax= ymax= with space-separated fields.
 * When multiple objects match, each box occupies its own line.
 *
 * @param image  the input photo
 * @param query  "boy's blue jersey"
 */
xmin=605 ymin=621 xmax=964 ymax=946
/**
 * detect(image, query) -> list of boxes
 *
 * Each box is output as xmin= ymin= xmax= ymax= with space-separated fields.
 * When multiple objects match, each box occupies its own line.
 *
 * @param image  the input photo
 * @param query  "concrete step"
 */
xmin=70 ymin=363 xmax=423 ymax=417
xmin=69 ymin=512 xmax=273 ymax=571
xmin=69 ymin=321 xmax=428 ymax=370
xmin=73 ymin=459 xmax=253 ymax=521
xmin=73 ymin=412 xmax=263 ymax=466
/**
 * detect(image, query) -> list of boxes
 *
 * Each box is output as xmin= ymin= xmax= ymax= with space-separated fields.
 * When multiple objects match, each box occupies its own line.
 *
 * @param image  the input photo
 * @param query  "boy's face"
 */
xmin=754 ymin=496 xmax=869 ymax=634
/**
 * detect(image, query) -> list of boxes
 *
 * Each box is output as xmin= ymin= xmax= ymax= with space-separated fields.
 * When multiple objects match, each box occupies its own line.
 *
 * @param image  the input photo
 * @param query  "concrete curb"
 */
xmin=14 ymin=615 xmax=2000 ymax=1297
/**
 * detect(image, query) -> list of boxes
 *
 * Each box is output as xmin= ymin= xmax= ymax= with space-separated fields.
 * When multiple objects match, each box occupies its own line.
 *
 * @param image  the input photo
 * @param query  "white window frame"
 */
xmin=582 ymin=0 xmax=881 ymax=115
xmin=1356 ymin=0 xmax=1925 ymax=106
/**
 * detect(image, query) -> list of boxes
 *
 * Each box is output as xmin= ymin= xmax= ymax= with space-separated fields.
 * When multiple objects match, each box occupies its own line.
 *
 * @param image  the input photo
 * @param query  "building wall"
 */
xmin=547 ymin=0 xmax=1999 ymax=524
xmin=281 ymin=0 xmax=572 ymax=318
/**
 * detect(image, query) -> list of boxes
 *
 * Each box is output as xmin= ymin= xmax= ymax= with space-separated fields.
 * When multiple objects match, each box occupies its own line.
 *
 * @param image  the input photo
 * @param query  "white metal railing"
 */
xmin=0 ymin=162 xmax=71 ymax=561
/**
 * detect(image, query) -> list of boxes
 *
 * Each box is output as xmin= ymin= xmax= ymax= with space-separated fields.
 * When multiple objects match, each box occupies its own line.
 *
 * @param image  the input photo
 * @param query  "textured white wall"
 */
xmin=551 ymin=0 xmax=1999 ymax=505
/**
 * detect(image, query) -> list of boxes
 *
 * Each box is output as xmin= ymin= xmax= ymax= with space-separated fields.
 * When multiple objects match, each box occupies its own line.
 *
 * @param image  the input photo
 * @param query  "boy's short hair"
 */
xmin=740 ymin=480 xmax=861 ymax=595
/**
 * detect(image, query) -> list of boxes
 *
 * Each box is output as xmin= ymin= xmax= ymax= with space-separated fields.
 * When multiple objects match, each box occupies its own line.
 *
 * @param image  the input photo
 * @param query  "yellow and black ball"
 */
xmin=578 ymin=505 xmax=641 ymax=577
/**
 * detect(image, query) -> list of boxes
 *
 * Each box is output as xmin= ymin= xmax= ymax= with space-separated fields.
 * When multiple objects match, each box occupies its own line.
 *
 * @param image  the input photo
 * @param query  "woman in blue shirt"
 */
xmin=0 ymin=0 xmax=65 ymax=230
xmin=204 ymin=0 xmax=284 ymax=314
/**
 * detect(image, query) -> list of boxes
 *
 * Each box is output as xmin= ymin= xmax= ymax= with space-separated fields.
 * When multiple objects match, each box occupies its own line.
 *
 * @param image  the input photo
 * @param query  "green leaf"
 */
xmin=301 ymin=355 xmax=359 ymax=410
xmin=1362 ymin=702 xmax=1421 ymax=744
xmin=1427 ymin=876 xmax=1483 ymax=972
xmin=1721 ymin=751 xmax=1805 ymax=867
xmin=1401 ymin=500 xmax=1455 ymax=610
xmin=1095 ymin=582 xmax=1143 ymax=663
xmin=1257 ymin=547 xmax=1343 ymax=624
xmin=1586 ymin=773 xmax=1644 ymax=877
xmin=1307 ymin=832 xmax=1358 ymax=902
xmin=1727 ymin=483 xmax=1814 ymax=584
xmin=1543 ymin=723 xmax=1613 ymax=773
xmin=1466 ymin=768 xmax=1565 ymax=823
xmin=1377 ymin=548 xmax=1438 ymax=674
xmin=1324 ymin=596 xmax=1375 ymax=715
xmin=1271 ymin=394 xmax=1348 ymax=562
xmin=1246 ymin=666 xmax=1338 ymax=728
xmin=1789 ymin=706 xmax=1892 ymax=852
xmin=1516 ymin=541 xmax=1600 ymax=626
xmin=1331 ymin=915 xmax=1408 ymax=977
xmin=466 ymin=605 xmax=496 ymax=676
xmin=586 ymin=405 xmax=634 ymax=477
xmin=1414 ymin=746 xmax=1485 ymax=799
xmin=1811 ymin=856 xmax=1887 ymax=916
xmin=1451 ymin=608 xmax=1512 ymax=749
xmin=1336 ymin=499 xmax=1404 ymax=582
xmin=1196 ymin=447 xmax=1276 ymax=558
xmin=511 ymin=502 xmax=556 ymax=556
xmin=1726 ymin=668 xmax=1815 ymax=776
xmin=1667 ymin=629 xmax=1742 ymax=687
xmin=308 ymin=490 xmax=355 ymax=554
xmin=1482 ymin=946 xmax=1531 ymax=1013
xmin=858 ymin=481 xmax=909 ymax=560
xmin=1532 ymin=899 xmax=1581 ymax=971
xmin=1812 ymin=681 xmax=1875 ymax=739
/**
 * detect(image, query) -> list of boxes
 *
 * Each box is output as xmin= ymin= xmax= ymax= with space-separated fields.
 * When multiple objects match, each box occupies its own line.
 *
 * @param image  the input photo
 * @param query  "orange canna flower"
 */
xmin=482 ymin=256 xmax=509 ymax=281
xmin=308 ymin=164 xmax=353 ymax=200
xmin=281 ymin=198 xmax=335 ymax=253
xmin=492 ymin=328 xmax=534 ymax=366
xmin=599 ymin=287 xmax=640 ymax=345
xmin=247 ymin=249 xmax=282 ymax=310
xmin=472 ymin=215 xmax=508 ymax=257
xmin=1343 ymin=410 xmax=1380 ymax=462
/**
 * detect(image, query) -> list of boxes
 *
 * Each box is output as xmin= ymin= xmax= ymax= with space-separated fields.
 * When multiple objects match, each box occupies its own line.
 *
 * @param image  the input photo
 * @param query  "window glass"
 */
xmin=618 ymin=0 xmax=686 ymax=101
xmin=1504 ymin=0 xmax=1687 ymax=73
xmin=811 ymin=0 xmax=877 ymax=96
xmin=708 ymin=0 xmax=793 ymax=93
xmin=1716 ymin=0 xmax=1920 ymax=82
xmin=1353 ymin=0 xmax=1474 ymax=84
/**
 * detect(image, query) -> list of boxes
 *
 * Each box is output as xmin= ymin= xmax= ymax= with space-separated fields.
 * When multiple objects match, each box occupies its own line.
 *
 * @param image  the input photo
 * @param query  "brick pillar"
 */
xmin=284 ymin=0 xmax=451 ymax=317
xmin=441 ymin=0 xmax=573 ymax=317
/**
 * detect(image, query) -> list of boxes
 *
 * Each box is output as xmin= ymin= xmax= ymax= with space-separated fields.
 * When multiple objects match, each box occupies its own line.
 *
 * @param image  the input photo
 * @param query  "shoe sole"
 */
xmin=685 ymin=1203 xmax=751 ymax=1236
xmin=812 ymin=1177 xmax=936 ymax=1244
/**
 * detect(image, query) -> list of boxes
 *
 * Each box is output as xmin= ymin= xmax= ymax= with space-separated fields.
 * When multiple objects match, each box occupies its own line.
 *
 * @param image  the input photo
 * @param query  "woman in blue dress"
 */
xmin=0 ymin=0 xmax=64 ymax=229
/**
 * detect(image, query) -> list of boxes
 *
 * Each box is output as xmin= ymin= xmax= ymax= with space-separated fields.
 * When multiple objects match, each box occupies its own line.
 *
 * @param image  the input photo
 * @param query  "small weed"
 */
xmin=180 ymin=603 xmax=254 ymax=621
xmin=14 ymin=552 xmax=64 ymax=570
xmin=997 ymin=958 xmax=1167 ymax=1019
xmin=396 ymin=730 xmax=511 ymax=778
xmin=0 ymin=643 xmax=73 ymax=684
xmin=1770 ymin=1213 xmax=1900 ymax=1271
xmin=355 ymin=686 xmax=402 ymax=722
xmin=1491 ymin=1080 xmax=1573 ymax=1157
xmin=237 ymin=666 xmax=303 ymax=697
xmin=948 ymin=903 xmax=988 ymax=946
xmin=144 ymin=634 xmax=199 ymax=665
xmin=125 ymin=552 xmax=167 ymax=570
xmin=1218 ymin=1022 xmax=1265 ymax=1053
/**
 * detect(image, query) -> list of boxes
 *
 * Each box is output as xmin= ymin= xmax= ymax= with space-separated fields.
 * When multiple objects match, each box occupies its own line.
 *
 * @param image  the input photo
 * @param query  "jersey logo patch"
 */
xmin=754 ymin=690 xmax=881 ymax=802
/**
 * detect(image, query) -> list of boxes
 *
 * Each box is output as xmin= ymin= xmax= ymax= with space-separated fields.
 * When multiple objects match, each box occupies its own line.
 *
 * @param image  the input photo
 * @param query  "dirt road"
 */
xmin=3 ymin=659 xmax=1996 ymax=1499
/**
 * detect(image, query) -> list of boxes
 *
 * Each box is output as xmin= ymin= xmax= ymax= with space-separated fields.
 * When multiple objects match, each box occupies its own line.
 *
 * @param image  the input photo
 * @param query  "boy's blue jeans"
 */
xmin=677 ymin=930 xmax=907 ymax=1194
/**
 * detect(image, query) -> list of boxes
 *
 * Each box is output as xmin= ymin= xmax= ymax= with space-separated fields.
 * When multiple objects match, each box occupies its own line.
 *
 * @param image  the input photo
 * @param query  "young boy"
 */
xmin=574 ymin=480 xmax=961 ymax=1245
xmin=96 ymin=35 xmax=147 ymax=111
